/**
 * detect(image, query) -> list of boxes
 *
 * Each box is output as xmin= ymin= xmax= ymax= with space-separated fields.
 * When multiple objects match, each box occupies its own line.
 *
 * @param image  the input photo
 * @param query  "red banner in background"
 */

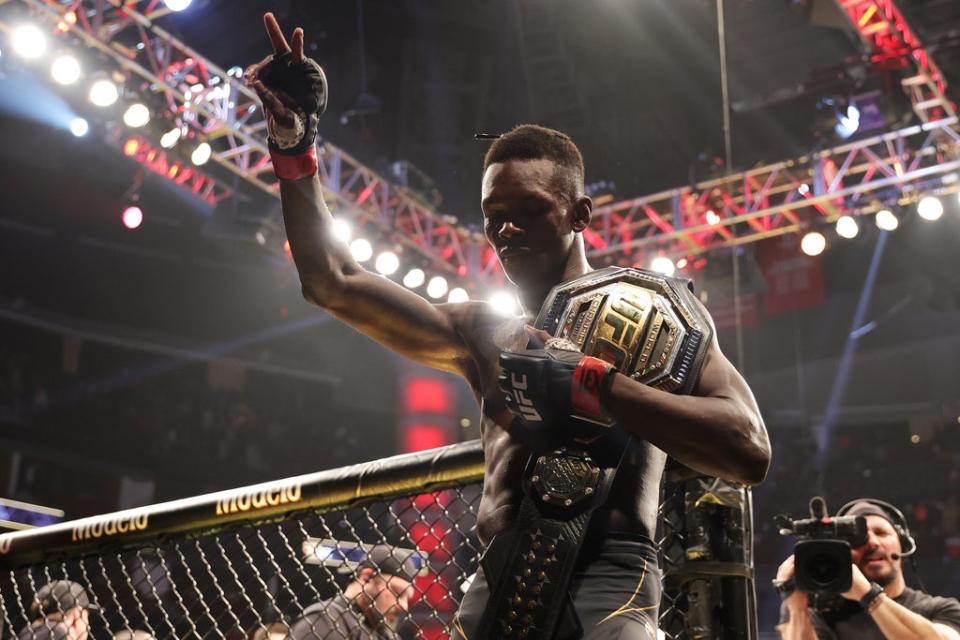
xmin=758 ymin=235 xmax=826 ymax=316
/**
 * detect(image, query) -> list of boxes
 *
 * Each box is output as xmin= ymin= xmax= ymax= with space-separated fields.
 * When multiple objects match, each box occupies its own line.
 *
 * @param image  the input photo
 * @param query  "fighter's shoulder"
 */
xmin=437 ymin=300 xmax=506 ymax=336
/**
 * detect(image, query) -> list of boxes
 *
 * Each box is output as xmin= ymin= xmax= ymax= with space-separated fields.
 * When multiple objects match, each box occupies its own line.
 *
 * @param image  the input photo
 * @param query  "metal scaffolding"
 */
xmin=5 ymin=0 xmax=959 ymax=285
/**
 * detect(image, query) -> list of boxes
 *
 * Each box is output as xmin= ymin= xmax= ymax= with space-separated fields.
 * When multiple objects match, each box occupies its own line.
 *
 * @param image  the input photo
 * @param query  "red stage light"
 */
xmin=122 ymin=206 xmax=143 ymax=230
xmin=404 ymin=378 xmax=452 ymax=415
xmin=403 ymin=424 xmax=448 ymax=453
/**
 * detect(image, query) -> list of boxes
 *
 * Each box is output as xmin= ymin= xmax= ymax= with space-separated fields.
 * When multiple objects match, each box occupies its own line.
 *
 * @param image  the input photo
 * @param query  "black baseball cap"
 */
xmin=336 ymin=545 xmax=425 ymax=582
xmin=30 ymin=581 xmax=100 ymax=617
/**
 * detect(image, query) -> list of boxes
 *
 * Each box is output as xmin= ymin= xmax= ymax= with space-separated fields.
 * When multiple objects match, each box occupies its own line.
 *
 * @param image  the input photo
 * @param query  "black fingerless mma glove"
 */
xmin=259 ymin=52 xmax=328 ymax=155
xmin=498 ymin=349 xmax=617 ymax=429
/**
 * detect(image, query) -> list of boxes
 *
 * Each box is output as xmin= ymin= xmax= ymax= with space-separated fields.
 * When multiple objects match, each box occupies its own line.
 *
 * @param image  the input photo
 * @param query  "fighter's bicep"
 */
xmin=325 ymin=269 xmax=472 ymax=376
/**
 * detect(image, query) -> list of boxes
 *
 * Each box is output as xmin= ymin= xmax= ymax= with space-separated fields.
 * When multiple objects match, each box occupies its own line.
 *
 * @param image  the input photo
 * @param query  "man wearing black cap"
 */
xmin=17 ymin=580 xmax=99 ymax=640
xmin=776 ymin=500 xmax=960 ymax=639
xmin=289 ymin=545 xmax=421 ymax=640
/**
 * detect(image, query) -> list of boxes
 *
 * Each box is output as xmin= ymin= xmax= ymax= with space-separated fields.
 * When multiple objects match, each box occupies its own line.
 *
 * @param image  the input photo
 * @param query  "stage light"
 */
xmin=375 ymin=251 xmax=399 ymax=275
xmin=160 ymin=127 xmax=181 ymax=149
xmin=801 ymin=231 xmax=826 ymax=256
xmin=650 ymin=256 xmax=675 ymax=276
xmin=835 ymin=215 xmax=859 ymax=239
xmin=254 ymin=231 xmax=266 ymax=245
xmin=426 ymin=276 xmax=448 ymax=299
xmin=448 ymin=287 xmax=469 ymax=303
xmin=12 ymin=25 xmax=46 ymax=59
xmin=69 ymin=117 xmax=88 ymax=137
xmin=123 ymin=103 xmax=150 ymax=128
xmin=835 ymin=103 xmax=860 ymax=139
xmin=917 ymin=196 xmax=943 ymax=221
xmin=191 ymin=142 xmax=211 ymax=165
xmin=705 ymin=210 xmax=720 ymax=225
xmin=403 ymin=268 xmax=425 ymax=288
xmin=162 ymin=0 xmax=193 ymax=10
xmin=122 ymin=205 xmax=143 ymax=230
xmin=50 ymin=54 xmax=81 ymax=85
xmin=349 ymin=238 xmax=372 ymax=262
xmin=331 ymin=219 xmax=351 ymax=243
xmin=489 ymin=290 xmax=519 ymax=316
xmin=676 ymin=257 xmax=688 ymax=269
xmin=89 ymin=79 xmax=119 ymax=107
xmin=875 ymin=209 xmax=899 ymax=231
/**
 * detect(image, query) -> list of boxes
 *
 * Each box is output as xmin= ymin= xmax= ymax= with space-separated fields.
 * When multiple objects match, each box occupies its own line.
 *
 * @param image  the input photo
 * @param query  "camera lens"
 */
xmin=809 ymin=552 xmax=842 ymax=586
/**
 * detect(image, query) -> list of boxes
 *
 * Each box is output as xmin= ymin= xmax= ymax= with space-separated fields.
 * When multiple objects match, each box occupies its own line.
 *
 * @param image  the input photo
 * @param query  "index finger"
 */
xmin=263 ymin=12 xmax=291 ymax=55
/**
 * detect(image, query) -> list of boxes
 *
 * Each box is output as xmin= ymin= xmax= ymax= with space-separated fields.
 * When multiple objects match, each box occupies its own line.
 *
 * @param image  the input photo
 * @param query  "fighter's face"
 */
xmin=482 ymin=159 xmax=579 ymax=290
xmin=363 ymin=573 xmax=414 ymax=629
xmin=851 ymin=515 xmax=902 ymax=586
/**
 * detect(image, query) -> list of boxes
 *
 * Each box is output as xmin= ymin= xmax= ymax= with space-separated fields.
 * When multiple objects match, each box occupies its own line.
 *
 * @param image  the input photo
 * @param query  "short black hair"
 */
xmin=482 ymin=124 xmax=585 ymax=200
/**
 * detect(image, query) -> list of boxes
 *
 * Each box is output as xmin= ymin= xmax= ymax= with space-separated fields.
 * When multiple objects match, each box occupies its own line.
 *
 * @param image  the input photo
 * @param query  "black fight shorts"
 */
xmin=451 ymin=533 xmax=661 ymax=640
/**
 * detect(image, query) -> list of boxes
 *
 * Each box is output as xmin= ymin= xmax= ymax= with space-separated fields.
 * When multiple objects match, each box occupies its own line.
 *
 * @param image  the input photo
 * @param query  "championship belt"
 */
xmin=475 ymin=267 xmax=713 ymax=640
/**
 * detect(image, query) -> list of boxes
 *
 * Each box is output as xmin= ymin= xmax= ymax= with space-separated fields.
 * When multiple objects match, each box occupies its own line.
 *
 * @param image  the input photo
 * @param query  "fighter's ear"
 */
xmin=357 ymin=567 xmax=376 ymax=583
xmin=570 ymin=195 xmax=592 ymax=233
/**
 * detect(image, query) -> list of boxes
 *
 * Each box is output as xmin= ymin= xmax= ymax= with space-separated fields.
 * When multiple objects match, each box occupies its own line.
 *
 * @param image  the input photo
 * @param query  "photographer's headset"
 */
xmin=836 ymin=498 xmax=925 ymax=590
xmin=835 ymin=498 xmax=917 ymax=559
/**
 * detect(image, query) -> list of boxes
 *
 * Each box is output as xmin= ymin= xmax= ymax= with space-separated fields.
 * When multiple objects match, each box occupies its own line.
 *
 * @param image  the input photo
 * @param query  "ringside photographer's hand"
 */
xmin=775 ymin=555 xmax=809 ymax=609
xmin=840 ymin=563 xmax=872 ymax=601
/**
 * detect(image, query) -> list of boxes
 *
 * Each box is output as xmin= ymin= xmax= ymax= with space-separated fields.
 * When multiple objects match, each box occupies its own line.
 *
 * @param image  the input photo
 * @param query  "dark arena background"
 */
xmin=1 ymin=1 xmax=959 ymax=639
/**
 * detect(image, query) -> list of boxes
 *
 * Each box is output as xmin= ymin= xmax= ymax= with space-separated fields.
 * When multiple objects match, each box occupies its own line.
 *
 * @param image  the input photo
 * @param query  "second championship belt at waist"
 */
xmin=476 ymin=267 xmax=713 ymax=640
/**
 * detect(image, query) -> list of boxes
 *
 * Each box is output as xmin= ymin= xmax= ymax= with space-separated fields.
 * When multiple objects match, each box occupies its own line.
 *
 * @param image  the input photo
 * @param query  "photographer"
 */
xmin=776 ymin=500 xmax=960 ymax=639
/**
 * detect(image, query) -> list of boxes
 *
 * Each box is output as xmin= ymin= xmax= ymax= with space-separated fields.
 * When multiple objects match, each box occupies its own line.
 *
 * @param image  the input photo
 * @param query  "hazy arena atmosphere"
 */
xmin=1 ymin=1 xmax=959 ymax=639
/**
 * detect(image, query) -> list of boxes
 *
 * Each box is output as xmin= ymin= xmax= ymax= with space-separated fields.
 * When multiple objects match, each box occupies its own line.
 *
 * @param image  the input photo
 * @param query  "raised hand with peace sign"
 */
xmin=245 ymin=13 xmax=327 ymax=178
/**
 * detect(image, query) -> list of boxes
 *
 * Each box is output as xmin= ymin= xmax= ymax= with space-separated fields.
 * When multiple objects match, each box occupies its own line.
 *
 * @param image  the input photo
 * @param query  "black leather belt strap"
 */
xmin=474 ymin=445 xmax=629 ymax=640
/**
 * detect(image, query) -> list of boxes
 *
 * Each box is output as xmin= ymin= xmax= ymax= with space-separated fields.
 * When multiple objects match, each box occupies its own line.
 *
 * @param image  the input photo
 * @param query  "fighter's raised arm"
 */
xmin=246 ymin=14 xmax=472 ymax=377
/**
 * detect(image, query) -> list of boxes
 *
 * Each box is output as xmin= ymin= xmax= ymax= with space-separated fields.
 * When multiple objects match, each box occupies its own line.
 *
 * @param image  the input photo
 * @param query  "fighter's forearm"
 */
xmin=604 ymin=374 xmax=769 ymax=485
xmin=869 ymin=596 xmax=960 ymax=639
xmin=279 ymin=174 xmax=359 ymax=306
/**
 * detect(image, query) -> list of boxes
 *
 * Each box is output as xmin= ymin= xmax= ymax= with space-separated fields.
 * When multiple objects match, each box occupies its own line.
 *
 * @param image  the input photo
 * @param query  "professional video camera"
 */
xmin=775 ymin=497 xmax=868 ymax=596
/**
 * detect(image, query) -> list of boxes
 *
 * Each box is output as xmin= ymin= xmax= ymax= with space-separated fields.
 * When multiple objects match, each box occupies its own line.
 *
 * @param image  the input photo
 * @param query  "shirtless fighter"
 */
xmin=246 ymin=13 xmax=770 ymax=640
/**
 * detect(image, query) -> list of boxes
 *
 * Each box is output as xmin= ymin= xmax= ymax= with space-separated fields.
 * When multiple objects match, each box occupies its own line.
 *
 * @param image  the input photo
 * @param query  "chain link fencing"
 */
xmin=0 ymin=442 xmax=755 ymax=639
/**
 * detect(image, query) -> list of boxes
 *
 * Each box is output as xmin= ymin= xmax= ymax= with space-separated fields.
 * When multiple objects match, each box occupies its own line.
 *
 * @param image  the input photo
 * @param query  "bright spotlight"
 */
xmin=403 ymin=268 xmax=425 ymax=288
xmin=835 ymin=104 xmax=860 ymax=139
xmin=13 ymin=25 xmax=47 ymax=59
xmin=650 ymin=256 xmax=675 ymax=277
xmin=122 ymin=205 xmax=143 ymax=230
xmin=448 ymin=287 xmax=469 ymax=303
xmin=426 ymin=276 xmax=448 ymax=299
xmin=375 ymin=251 xmax=400 ymax=275
xmin=191 ymin=142 xmax=211 ymax=165
xmin=835 ymin=215 xmax=859 ymax=239
xmin=331 ymin=219 xmax=351 ymax=243
xmin=349 ymin=238 xmax=373 ymax=262
xmin=705 ymin=210 xmax=720 ymax=225
xmin=123 ymin=103 xmax=150 ymax=128
xmin=875 ymin=209 xmax=899 ymax=231
xmin=800 ymin=231 xmax=826 ymax=256
xmin=917 ymin=196 xmax=944 ymax=221
xmin=160 ymin=127 xmax=181 ymax=149
xmin=50 ymin=54 xmax=81 ymax=85
xmin=89 ymin=79 xmax=119 ymax=107
xmin=163 ymin=0 xmax=193 ymax=10
xmin=489 ymin=290 xmax=519 ymax=316
xmin=69 ymin=117 xmax=88 ymax=137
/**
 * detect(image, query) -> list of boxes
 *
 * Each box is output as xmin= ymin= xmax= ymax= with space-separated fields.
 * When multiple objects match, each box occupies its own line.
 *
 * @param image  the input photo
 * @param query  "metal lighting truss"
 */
xmin=837 ymin=0 xmax=957 ymax=123
xmin=7 ymin=0 xmax=960 ymax=284
xmin=584 ymin=117 xmax=960 ymax=262
xmin=13 ymin=0 xmax=475 ymax=282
